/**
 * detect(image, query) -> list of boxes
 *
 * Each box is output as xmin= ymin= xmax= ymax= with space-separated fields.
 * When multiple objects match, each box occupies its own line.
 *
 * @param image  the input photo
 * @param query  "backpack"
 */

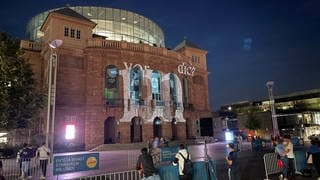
xmin=179 ymin=152 xmax=193 ymax=175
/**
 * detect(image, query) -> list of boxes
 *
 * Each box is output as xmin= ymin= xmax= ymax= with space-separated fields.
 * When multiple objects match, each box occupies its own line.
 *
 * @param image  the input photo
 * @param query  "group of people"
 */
xmin=136 ymin=143 xmax=192 ymax=180
xmin=274 ymin=135 xmax=295 ymax=180
xmin=16 ymin=142 xmax=50 ymax=179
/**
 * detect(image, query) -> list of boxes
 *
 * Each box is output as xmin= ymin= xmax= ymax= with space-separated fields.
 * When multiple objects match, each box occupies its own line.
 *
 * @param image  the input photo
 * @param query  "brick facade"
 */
xmin=21 ymin=8 xmax=212 ymax=151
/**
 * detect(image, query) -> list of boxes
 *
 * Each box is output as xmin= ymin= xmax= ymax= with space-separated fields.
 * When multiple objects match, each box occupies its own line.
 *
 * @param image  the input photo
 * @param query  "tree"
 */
xmin=245 ymin=107 xmax=261 ymax=131
xmin=0 ymin=32 xmax=44 ymax=130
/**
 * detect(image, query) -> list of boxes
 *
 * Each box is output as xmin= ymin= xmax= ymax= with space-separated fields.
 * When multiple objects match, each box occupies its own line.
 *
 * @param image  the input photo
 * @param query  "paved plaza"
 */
xmin=38 ymin=141 xmax=315 ymax=180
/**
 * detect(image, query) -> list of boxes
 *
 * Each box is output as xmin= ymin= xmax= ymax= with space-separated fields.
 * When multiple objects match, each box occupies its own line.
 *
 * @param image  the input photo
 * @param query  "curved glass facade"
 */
xmin=26 ymin=6 xmax=165 ymax=47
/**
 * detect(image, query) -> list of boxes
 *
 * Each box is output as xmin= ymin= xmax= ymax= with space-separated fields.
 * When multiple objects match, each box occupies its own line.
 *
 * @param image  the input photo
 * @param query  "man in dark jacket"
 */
xmin=226 ymin=143 xmax=240 ymax=180
xmin=136 ymin=147 xmax=160 ymax=180
xmin=20 ymin=144 xmax=34 ymax=179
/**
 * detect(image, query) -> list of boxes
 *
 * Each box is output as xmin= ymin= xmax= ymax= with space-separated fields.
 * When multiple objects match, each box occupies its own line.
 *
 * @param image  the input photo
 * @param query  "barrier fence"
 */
xmin=263 ymin=153 xmax=282 ymax=180
xmin=0 ymin=145 xmax=215 ymax=179
xmin=79 ymin=170 xmax=140 ymax=180
xmin=79 ymin=160 xmax=217 ymax=180
xmin=1 ymin=158 xmax=45 ymax=180
xmin=263 ymin=150 xmax=307 ymax=179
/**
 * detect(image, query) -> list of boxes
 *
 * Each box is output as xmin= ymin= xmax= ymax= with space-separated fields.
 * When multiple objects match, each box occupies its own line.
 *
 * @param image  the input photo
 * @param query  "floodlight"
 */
xmin=49 ymin=39 xmax=63 ymax=49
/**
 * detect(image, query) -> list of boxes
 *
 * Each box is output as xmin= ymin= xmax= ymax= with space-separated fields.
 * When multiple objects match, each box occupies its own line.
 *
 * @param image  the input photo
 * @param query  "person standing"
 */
xmin=226 ymin=143 xmax=240 ymax=180
xmin=136 ymin=147 xmax=160 ymax=180
xmin=36 ymin=142 xmax=51 ymax=179
xmin=283 ymin=135 xmax=295 ymax=179
xmin=16 ymin=144 xmax=25 ymax=177
xmin=153 ymin=137 xmax=160 ymax=149
xmin=307 ymin=138 xmax=320 ymax=179
xmin=275 ymin=138 xmax=289 ymax=180
xmin=20 ymin=144 xmax=34 ymax=179
xmin=172 ymin=144 xmax=192 ymax=180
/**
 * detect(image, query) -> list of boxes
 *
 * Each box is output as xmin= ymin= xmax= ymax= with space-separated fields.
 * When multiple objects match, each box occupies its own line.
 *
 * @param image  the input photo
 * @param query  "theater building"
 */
xmin=20 ymin=6 xmax=211 ymax=151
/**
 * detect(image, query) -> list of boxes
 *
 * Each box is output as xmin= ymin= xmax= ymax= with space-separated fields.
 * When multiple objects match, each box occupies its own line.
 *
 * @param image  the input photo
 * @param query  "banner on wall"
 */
xmin=53 ymin=153 xmax=99 ymax=175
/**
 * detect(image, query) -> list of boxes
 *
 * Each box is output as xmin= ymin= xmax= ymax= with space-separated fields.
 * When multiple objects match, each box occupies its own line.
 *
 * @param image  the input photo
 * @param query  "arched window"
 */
xmin=169 ymin=73 xmax=177 ymax=102
xmin=130 ymin=67 xmax=142 ymax=100
xmin=104 ymin=65 xmax=119 ymax=99
xmin=151 ymin=71 xmax=161 ymax=101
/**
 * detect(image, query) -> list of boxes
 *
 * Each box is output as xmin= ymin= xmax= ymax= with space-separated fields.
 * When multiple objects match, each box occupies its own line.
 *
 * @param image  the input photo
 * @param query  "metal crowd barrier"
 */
xmin=1 ymin=158 xmax=45 ymax=180
xmin=78 ymin=161 xmax=217 ymax=180
xmin=78 ymin=170 xmax=140 ymax=180
xmin=263 ymin=151 xmax=307 ymax=179
xmin=263 ymin=153 xmax=282 ymax=180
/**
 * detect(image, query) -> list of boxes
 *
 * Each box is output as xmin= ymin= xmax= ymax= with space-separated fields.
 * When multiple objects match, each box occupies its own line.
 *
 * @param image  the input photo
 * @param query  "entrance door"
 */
xmin=130 ymin=117 xmax=142 ymax=143
xmin=153 ymin=117 xmax=162 ymax=138
xmin=104 ymin=117 xmax=116 ymax=144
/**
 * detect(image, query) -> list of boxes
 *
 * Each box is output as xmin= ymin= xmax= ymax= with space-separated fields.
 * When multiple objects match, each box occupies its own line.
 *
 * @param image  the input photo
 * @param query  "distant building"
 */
xmin=214 ymin=89 xmax=320 ymax=141
xmin=20 ymin=6 xmax=211 ymax=151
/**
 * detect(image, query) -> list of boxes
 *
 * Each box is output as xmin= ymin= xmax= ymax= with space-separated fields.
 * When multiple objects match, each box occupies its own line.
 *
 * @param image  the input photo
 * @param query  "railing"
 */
xmin=78 ymin=160 xmax=217 ymax=180
xmin=20 ymin=40 xmax=43 ymax=51
xmin=86 ymin=39 xmax=182 ymax=61
xmin=79 ymin=170 xmax=140 ymax=180
xmin=1 ymin=158 xmax=46 ymax=180
xmin=127 ymin=43 xmax=144 ymax=52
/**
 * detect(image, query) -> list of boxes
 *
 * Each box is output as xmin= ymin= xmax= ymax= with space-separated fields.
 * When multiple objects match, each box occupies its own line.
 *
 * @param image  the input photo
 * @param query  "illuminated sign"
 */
xmin=53 ymin=153 xmax=99 ymax=175
xmin=122 ymin=62 xmax=196 ymax=76
xmin=177 ymin=62 xmax=195 ymax=76
xmin=123 ymin=62 xmax=150 ymax=70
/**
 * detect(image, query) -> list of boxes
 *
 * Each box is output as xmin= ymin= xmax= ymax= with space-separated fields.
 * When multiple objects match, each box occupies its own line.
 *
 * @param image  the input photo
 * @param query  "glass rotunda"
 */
xmin=26 ymin=6 xmax=165 ymax=47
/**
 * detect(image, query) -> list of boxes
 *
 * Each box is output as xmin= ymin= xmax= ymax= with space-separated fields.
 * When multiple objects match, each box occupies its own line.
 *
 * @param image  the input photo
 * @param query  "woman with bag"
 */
xmin=274 ymin=138 xmax=288 ymax=180
xmin=307 ymin=138 xmax=320 ymax=179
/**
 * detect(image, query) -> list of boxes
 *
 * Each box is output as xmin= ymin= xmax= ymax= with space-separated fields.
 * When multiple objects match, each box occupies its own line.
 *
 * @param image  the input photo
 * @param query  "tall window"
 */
xmin=130 ymin=67 xmax=142 ymax=100
xmin=169 ymin=73 xmax=177 ymax=102
xmin=76 ymin=30 xmax=81 ymax=39
xmin=64 ymin=27 xmax=69 ymax=37
xmin=104 ymin=65 xmax=119 ymax=99
xmin=151 ymin=71 xmax=161 ymax=101
xmin=70 ymin=28 xmax=75 ymax=38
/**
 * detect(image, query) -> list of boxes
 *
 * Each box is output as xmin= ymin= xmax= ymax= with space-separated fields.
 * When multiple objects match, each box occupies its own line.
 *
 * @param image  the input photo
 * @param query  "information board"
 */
xmin=53 ymin=152 xmax=99 ymax=175
xmin=160 ymin=147 xmax=179 ymax=162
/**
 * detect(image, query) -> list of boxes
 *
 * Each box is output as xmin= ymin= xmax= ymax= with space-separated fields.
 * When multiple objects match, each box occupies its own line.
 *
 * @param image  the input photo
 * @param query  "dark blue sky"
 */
xmin=1 ymin=0 xmax=320 ymax=110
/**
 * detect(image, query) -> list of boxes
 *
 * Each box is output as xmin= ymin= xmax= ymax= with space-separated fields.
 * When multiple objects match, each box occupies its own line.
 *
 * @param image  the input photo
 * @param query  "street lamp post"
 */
xmin=45 ymin=51 xmax=53 ymax=148
xmin=46 ymin=39 xmax=62 ymax=153
xmin=266 ymin=81 xmax=279 ymax=137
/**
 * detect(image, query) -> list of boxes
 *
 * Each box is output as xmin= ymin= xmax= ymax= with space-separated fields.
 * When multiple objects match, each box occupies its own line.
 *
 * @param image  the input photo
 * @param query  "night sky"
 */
xmin=1 ymin=0 xmax=320 ymax=110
